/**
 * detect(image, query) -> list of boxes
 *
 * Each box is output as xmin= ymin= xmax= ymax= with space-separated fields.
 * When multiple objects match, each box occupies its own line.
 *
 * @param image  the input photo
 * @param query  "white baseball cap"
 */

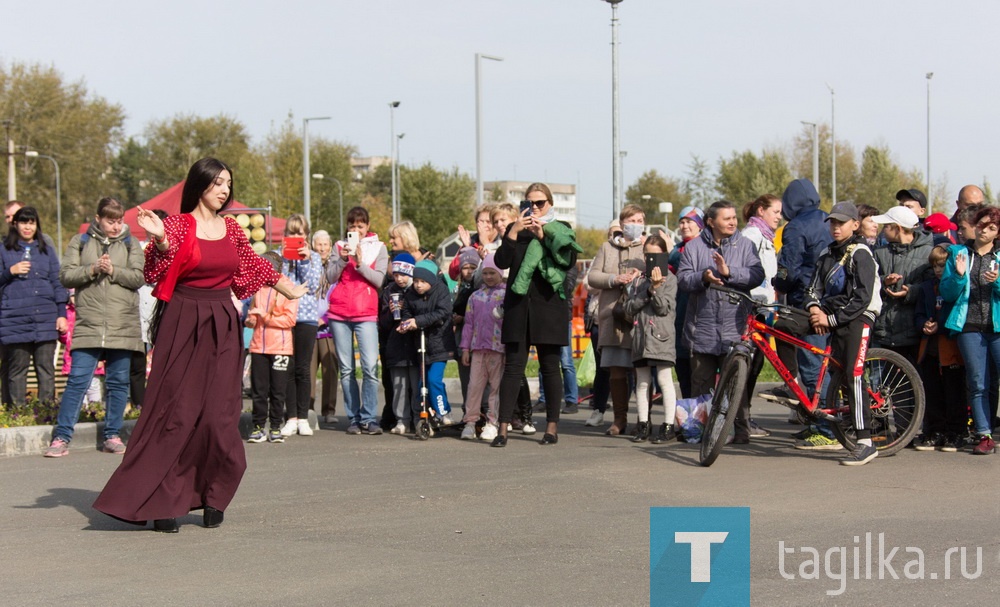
xmin=871 ymin=206 xmax=919 ymax=229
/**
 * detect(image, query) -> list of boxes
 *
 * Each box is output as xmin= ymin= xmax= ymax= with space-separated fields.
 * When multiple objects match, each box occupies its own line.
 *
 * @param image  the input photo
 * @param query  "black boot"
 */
xmin=631 ymin=421 xmax=650 ymax=443
xmin=203 ymin=506 xmax=224 ymax=528
xmin=153 ymin=518 xmax=178 ymax=533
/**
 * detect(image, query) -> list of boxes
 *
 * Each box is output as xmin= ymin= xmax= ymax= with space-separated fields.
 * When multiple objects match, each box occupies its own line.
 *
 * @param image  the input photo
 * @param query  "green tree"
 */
xmin=0 ymin=62 xmax=126 ymax=249
xmin=624 ymin=169 xmax=690 ymax=226
xmin=790 ymin=123 xmax=859 ymax=209
xmin=396 ymin=163 xmax=475 ymax=249
xmin=574 ymin=226 xmax=607 ymax=258
xmin=854 ymin=145 xmax=909 ymax=211
xmin=682 ymin=155 xmax=717 ymax=209
xmin=140 ymin=113 xmax=258 ymax=195
xmin=108 ymin=137 xmax=154 ymax=204
xmin=715 ymin=149 xmax=792 ymax=208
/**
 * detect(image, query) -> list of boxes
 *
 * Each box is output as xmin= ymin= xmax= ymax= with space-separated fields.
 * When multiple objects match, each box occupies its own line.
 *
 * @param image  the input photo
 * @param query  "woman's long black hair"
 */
xmin=180 ymin=157 xmax=234 ymax=213
xmin=4 ymin=206 xmax=48 ymax=254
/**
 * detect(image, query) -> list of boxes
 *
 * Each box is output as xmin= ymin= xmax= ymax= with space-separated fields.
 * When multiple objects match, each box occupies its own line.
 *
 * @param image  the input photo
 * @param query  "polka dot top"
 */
xmin=144 ymin=214 xmax=280 ymax=300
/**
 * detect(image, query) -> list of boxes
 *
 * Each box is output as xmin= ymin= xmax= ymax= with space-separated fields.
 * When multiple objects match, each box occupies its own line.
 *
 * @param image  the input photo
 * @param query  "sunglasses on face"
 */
xmin=523 ymin=199 xmax=548 ymax=207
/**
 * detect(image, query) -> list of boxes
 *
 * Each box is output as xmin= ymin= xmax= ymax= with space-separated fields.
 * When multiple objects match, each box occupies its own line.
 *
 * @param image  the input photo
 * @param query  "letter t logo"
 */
xmin=675 ymin=532 xmax=729 ymax=582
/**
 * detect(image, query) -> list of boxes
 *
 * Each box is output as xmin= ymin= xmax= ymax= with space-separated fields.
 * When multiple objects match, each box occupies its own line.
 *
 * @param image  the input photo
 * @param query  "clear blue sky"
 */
xmin=3 ymin=0 xmax=995 ymax=227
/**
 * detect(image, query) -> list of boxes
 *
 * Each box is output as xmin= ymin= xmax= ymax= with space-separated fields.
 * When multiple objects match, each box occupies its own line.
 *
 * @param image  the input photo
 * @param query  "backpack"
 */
xmin=79 ymin=232 xmax=131 ymax=255
xmin=823 ymin=244 xmax=859 ymax=297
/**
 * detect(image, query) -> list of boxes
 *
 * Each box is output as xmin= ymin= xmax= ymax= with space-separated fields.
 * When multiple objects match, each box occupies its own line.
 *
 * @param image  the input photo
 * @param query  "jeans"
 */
xmin=53 ymin=348 xmax=131 ymax=441
xmin=330 ymin=320 xmax=380 ymax=426
xmin=798 ymin=333 xmax=833 ymax=438
xmin=955 ymin=331 xmax=1000 ymax=435
xmin=538 ymin=322 xmax=579 ymax=406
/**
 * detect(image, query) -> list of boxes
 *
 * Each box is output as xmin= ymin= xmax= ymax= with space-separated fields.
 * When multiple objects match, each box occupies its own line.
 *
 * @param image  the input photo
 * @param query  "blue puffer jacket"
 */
xmin=939 ymin=242 xmax=1000 ymax=332
xmin=775 ymin=179 xmax=833 ymax=307
xmin=0 ymin=240 xmax=68 ymax=345
xmin=677 ymin=227 xmax=764 ymax=356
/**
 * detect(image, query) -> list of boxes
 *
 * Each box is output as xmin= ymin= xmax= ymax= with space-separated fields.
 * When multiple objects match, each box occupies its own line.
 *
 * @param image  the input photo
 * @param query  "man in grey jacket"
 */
xmin=677 ymin=200 xmax=764 ymax=441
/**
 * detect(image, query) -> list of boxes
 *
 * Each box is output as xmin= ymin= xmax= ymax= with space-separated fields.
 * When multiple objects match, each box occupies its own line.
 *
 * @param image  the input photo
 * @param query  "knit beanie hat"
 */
xmin=480 ymin=253 xmax=505 ymax=279
xmin=458 ymin=246 xmax=480 ymax=269
xmin=413 ymin=259 xmax=439 ymax=285
xmin=391 ymin=251 xmax=415 ymax=277
xmin=678 ymin=206 xmax=704 ymax=229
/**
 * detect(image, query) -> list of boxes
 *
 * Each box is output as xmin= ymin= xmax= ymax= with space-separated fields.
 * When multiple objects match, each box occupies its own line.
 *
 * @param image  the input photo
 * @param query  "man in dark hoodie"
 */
xmin=765 ymin=180 xmax=834 ymax=434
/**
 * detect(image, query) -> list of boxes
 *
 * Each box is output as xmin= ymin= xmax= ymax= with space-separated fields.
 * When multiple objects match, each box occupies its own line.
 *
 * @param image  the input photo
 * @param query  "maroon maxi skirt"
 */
xmin=94 ymin=285 xmax=245 ymax=524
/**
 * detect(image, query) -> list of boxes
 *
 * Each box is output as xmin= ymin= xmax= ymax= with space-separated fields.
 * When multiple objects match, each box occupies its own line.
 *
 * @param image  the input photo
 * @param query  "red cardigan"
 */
xmin=145 ymin=214 xmax=280 ymax=301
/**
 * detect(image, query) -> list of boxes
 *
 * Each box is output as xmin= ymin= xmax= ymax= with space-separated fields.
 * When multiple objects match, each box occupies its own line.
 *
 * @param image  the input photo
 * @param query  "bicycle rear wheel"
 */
xmin=699 ymin=354 xmax=749 ymax=467
xmin=829 ymin=347 xmax=925 ymax=456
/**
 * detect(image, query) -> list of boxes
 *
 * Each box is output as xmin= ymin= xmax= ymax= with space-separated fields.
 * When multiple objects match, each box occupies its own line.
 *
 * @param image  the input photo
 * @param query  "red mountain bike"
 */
xmin=699 ymin=285 xmax=925 ymax=467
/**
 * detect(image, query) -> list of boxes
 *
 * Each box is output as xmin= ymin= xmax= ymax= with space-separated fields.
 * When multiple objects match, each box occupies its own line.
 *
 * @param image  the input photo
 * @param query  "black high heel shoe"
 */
xmin=153 ymin=518 xmax=178 ymax=533
xmin=203 ymin=507 xmax=224 ymax=528
xmin=540 ymin=433 xmax=558 ymax=445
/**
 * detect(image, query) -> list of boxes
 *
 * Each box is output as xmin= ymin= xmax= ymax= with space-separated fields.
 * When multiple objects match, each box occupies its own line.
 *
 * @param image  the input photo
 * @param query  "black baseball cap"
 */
xmin=825 ymin=201 xmax=860 ymax=222
xmin=895 ymin=188 xmax=928 ymax=209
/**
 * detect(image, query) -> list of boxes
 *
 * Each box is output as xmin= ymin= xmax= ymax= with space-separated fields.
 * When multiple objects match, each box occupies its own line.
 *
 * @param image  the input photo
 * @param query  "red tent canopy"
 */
xmin=79 ymin=181 xmax=286 ymax=242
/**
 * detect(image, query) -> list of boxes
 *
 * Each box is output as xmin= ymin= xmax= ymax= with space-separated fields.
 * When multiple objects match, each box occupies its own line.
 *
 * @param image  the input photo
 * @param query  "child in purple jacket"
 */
xmin=459 ymin=254 xmax=506 ymax=441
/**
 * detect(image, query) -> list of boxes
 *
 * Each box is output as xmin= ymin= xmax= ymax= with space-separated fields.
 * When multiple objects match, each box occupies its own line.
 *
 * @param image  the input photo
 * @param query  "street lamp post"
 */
xmin=395 ymin=133 xmax=405 ymax=219
xmin=389 ymin=101 xmax=401 ymax=223
xmin=826 ymin=84 xmax=836 ymax=204
xmin=926 ymin=72 xmax=934 ymax=211
xmin=801 ymin=121 xmax=820 ymax=191
xmin=475 ymin=53 xmax=504 ymax=208
xmin=302 ymin=116 xmax=331 ymax=229
xmin=24 ymin=151 xmax=61 ymax=258
xmin=311 ymin=173 xmax=344 ymax=238
xmin=603 ymin=0 xmax=624 ymax=218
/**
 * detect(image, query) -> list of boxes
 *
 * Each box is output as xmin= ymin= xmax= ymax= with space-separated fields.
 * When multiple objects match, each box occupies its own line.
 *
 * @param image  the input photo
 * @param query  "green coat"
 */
xmin=509 ymin=221 xmax=582 ymax=299
xmin=59 ymin=224 xmax=145 ymax=352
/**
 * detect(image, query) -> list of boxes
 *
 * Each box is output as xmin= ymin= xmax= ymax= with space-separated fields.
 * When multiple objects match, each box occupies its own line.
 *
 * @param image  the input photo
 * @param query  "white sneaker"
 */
xmin=460 ymin=425 xmax=477 ymax=440
xmin=279 ymin=418 xmax=299 ymax=437
xmin=480 ymin=423 xmax=498 ymax=441
xmin=390 ymin=422 xmax=407 ymax=435
xmin=439 ymin=412 xmax=460 ymax=426
xmin=324 ymin=414 xmax=339 ymax=425
xmin=522 ymin=421 xmax=536 ymax=435
xmin=297 ymin=419 xmax=313 ymax=436
xmin=585 ymin=410 xmax=606 ymax=427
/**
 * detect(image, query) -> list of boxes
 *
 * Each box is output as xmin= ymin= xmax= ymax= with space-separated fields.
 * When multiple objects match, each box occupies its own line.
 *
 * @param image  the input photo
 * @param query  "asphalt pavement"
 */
xmin=1 ymin=389 xmax=998 ymax=607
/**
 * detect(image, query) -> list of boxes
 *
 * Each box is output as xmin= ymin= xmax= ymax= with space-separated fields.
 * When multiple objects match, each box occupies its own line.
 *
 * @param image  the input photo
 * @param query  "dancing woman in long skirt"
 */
xmin=94 ymin=158 xmax=307 ymax=532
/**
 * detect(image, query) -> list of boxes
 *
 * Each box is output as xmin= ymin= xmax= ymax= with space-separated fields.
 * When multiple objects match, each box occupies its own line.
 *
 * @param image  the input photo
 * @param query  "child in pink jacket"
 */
xmin=459 ymin=254 xmax=506 ymax=441
xmin=245 ymin=251 xmax=300 ymax=444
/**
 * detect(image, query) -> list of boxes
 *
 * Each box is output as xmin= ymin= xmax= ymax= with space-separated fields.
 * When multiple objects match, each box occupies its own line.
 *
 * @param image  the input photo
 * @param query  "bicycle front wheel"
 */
xmin=699 ymin=354 xmax=749 ymax=467
xmin=830 ymin=347 xmax=925 ymax=456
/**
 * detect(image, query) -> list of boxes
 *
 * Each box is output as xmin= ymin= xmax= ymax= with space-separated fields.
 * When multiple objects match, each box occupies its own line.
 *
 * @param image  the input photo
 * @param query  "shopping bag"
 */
xmin=577 ymin=343 xmax=596 ymax=388
xmin=674 ymin=393 xmax=712 ymax=443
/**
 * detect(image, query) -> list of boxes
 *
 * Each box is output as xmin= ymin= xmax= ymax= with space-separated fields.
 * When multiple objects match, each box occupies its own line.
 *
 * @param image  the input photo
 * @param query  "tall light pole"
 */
xmin=311 ymin=173 xmax=344 ymax=238
xmin=826 ymin=84 xmax=836 ymax=204
xmin=24 ymin=151 xmax=61 ymax=258
xmin=475 ymin=53 xmax=504 ymax=207
xmin=389 ymin=101 xmax=401 ymax=223
xmin=603 ymin=0 xmax=624 ymax=218
xmin=302 ymin=116 xmax=330 ymax=229
xmin=926 ymin=72 xmax=934 ymax=212
xmin=3 ymin=120 xmax=15 ymax=200
xmin=801 ymin=121 xmax=820 ymax=191
xmin=395 ymin=133 xmax=405 ymax=220
xmin=618 ymin=150 xmax=627 ymax=207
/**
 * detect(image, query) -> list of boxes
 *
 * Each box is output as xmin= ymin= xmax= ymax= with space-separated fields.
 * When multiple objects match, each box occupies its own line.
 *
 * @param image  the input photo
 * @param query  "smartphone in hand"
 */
xmin=282 ymin=236 xmax=305 ymax=260
xmin=346 ymin=231 xmax=360 ymax=253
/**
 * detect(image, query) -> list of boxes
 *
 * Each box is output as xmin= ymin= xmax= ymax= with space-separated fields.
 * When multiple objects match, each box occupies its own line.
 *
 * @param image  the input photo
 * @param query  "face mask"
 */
xmin=623 ymin=223 xmax=644 ymax=241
